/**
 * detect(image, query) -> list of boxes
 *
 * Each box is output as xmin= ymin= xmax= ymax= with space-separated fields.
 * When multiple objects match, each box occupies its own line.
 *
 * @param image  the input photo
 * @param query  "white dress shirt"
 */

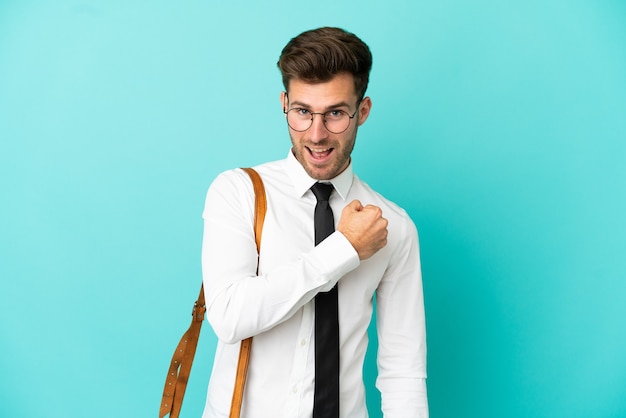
xmin=201 ymin=151 xmax=428 ymax=418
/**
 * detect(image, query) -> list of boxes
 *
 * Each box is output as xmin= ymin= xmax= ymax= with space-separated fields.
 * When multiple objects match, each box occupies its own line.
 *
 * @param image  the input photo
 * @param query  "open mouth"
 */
xmin=307 ymin=146 xmax=333 ymax=161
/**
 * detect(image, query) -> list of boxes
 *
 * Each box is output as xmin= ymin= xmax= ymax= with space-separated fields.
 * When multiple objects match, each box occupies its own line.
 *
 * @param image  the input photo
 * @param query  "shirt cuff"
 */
xmin=309 ymin=231 xmax=360 ymax=292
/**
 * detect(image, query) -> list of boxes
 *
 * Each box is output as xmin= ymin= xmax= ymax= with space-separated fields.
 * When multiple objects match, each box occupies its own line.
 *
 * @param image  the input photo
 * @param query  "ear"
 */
xmin=357 ymin=96 xmax=372 ymax=126
xmin=280 ymin=91 xmax=288 ymax=112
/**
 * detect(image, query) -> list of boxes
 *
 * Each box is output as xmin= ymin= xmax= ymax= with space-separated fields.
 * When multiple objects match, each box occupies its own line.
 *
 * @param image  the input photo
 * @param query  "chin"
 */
xmin=305 ymin=166 xmax=332 ymax=180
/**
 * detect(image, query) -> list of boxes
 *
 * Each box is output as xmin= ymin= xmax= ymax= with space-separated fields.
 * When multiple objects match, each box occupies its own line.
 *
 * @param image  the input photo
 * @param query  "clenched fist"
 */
xmin=337 ymin=200 xmax=388 ymax=260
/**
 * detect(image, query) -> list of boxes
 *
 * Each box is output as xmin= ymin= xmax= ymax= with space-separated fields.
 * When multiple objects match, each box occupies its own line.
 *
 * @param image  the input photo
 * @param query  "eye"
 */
xmin=326 ymin=110 xmax=345 ymax=120
xmin=296 ymin=108 xmax=310 ymax=116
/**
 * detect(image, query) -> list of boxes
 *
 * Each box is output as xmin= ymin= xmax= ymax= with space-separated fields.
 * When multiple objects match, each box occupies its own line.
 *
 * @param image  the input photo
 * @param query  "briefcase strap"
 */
xmin=159 ymin=167 xmax=266 ymax=418
xmin=230 ymin=167 xmax=266 ymax=417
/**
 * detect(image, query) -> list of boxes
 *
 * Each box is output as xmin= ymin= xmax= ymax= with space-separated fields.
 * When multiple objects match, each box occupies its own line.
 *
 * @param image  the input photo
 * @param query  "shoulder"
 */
xmin=204 ymin=158 xmax=288 ymax=214
xmin=208 ymin=159 xmax=286 ymax=195
xmin=351 ymin=176 xmax=419 ymax=248
xmin=206 ymin=168 xmax=254 ymax=203
xmin=352 ymin=176 xmax=414 ymax=224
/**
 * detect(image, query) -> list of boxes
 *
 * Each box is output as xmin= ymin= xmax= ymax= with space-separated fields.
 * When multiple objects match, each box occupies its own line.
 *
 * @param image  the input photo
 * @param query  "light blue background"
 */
xmin=1 ymin=1 xmax=625 ymax=417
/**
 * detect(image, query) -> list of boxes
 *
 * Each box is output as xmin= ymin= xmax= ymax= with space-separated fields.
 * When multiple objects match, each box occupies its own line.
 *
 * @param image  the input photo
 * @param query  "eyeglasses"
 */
xmin=284 ymin=106 xmax=359 ymax=134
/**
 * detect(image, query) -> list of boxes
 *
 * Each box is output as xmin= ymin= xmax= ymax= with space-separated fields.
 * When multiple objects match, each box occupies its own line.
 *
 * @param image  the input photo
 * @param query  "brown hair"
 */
xmin=277 ymin=27 xmax=373 ymax=101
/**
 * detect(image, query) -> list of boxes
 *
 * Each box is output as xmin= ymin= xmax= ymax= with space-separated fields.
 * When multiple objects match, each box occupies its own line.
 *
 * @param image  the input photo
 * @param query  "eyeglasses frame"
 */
xmin=283 ymin=95 xmax=361 ymax=134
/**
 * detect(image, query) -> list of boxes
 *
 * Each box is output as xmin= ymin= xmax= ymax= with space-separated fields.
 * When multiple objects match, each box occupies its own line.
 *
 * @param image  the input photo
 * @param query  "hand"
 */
xmin=337 ymin=200 xmax=388 ymax=260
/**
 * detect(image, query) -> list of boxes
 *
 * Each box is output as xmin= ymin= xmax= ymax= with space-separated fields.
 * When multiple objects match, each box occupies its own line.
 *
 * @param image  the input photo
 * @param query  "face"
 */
xmin=281 ymin=73 xmax=372 ymax=180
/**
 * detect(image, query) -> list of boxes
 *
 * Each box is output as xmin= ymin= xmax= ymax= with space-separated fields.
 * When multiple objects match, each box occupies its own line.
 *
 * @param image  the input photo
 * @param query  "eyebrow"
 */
xmin=289 ymin=100 xmax=353 ymax=111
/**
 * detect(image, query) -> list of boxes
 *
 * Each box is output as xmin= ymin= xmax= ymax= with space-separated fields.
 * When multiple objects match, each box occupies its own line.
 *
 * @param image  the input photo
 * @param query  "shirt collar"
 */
xmin=286 ymin=149 xmax=353 ymax=201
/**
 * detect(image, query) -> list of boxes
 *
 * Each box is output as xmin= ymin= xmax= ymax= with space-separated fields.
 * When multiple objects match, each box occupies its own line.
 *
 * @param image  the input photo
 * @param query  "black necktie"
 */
xmin=310 ymin=182 xmax=340 ymax=418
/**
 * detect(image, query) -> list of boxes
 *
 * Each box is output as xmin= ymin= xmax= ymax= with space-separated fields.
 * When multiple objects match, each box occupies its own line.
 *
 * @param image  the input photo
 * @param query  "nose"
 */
xmin=308 ymin=113 xmax=329 ymax=142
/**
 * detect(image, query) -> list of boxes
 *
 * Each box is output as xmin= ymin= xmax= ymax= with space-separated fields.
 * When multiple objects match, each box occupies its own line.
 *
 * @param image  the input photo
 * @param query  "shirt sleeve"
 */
xmin=375 ymin=215 xmax=429 ymax=417
xmin=201 ymin=169 xmax=360 ymax=343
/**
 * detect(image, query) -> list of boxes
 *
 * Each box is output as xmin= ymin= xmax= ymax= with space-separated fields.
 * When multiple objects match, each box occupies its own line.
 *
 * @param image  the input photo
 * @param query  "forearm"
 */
xmin=203 ymin=229 xmax=358 ymax=343
xmin=376 ymin=218 xmax=428 ymax=417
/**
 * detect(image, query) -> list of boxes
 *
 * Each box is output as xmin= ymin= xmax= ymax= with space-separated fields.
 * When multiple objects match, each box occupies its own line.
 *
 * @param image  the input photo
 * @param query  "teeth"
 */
xmin=309 ymin=147 xmax=330 ymax=152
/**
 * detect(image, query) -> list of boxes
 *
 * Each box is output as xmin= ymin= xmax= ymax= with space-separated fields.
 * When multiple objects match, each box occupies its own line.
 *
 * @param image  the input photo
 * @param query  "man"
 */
xmin=201 ymin=27 xmax=428 ymax=417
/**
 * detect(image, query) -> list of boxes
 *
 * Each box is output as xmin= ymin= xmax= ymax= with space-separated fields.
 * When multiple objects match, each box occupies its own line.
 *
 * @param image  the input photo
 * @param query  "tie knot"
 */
xmin=310 ymin=182 xmax=334 ymax=202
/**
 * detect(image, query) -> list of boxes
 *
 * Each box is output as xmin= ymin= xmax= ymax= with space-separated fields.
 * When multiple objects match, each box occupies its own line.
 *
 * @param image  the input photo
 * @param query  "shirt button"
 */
xmin=300 ymin=339 xmax=307 ymax=346
xmin=292 ymin=385 xmax=298 ymax=394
